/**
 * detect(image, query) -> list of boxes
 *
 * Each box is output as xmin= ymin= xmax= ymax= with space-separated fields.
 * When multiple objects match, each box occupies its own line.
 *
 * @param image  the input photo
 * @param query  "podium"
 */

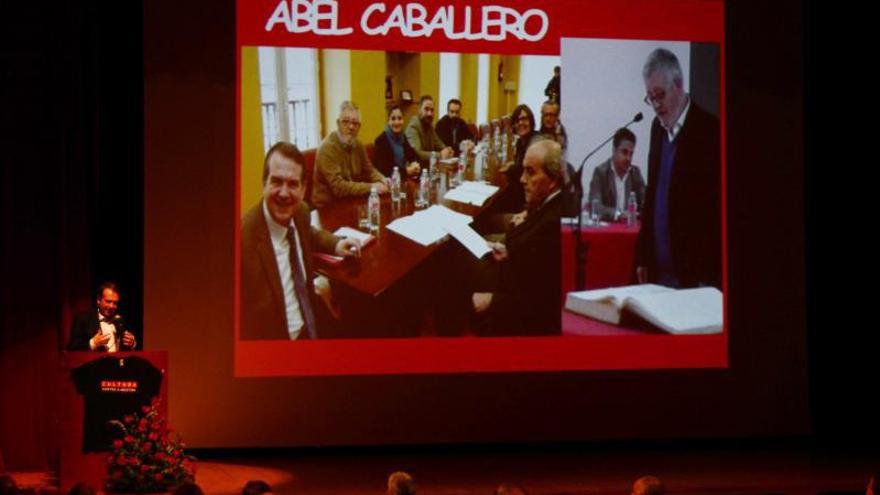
xmin=59 ymin=352 xmax=168 ymax=492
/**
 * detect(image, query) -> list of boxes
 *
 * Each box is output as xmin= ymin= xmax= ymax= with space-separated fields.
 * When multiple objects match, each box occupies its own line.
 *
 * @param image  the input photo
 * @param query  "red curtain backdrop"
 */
xmin=1 ymin=1 xmax=144 ymax=470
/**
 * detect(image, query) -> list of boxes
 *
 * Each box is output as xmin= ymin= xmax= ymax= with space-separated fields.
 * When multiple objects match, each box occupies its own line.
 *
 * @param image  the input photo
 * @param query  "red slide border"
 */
xmin=234 ymin=0 xmax=728 ymax=376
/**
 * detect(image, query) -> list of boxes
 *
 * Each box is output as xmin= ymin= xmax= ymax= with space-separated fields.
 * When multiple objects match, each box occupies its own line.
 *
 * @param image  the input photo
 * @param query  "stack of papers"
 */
xmin=443 ymin=181 xmax=500 ymax=206
xmin=386 ymin=205 xmax=472 ymax=246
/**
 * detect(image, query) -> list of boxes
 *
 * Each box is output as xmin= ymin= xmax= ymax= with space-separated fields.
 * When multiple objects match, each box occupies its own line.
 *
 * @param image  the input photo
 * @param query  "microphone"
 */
xmin=634 ymin=112 xmax=643 ymax=123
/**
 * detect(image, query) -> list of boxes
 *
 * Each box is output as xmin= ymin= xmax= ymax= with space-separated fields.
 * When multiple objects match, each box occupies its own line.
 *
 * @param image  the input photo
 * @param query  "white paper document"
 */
xmin=444 ymin=222 xmax=492 ymax=258
xmin=333 ymin=226 xmax=373 ymax=243
xmin=443 ymin=181 xmax=500 ymax=206
xmin=386 ymin=205 xmax=473 ymax=246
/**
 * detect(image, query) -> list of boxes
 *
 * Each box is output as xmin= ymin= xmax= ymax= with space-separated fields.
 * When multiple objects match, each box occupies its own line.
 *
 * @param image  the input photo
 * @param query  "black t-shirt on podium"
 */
xmin=72 ymin=356 xmax=163 ymax=452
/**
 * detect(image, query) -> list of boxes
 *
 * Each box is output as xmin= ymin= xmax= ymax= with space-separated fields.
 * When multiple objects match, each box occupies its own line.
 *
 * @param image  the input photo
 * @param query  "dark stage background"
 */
xmin=0 ymin=0 xmax=870 ymax=472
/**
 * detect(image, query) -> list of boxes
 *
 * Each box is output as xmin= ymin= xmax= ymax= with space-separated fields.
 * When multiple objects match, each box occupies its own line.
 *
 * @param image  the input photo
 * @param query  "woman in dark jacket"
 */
xmin=373 ymin=104 xmax=422 ymax=179
xmin=494 ymin=103 xmax=538 ymax=213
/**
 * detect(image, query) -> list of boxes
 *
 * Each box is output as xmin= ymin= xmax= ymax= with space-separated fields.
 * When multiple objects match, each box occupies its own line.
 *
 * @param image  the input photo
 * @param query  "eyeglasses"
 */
xmin=516 ymin=115 xmax=531 ymax=123
xmin=643 ymin=90 xmax=666 ymax=106
xmin=339 ymin=118 xmax=361 ymax=128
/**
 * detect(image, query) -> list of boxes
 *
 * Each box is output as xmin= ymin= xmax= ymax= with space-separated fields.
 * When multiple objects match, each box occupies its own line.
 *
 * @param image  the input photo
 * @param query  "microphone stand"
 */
xmin=572 ymin=112 xmax=643 ymax=290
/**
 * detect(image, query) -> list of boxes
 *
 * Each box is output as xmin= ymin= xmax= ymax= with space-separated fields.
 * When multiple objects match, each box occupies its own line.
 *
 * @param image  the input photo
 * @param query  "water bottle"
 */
xmin=453 ymin=152 xmax=466 ymax=187
xmin=474 ymin=144 xmax=485 ymax=182
xmin=429 ymin=151 xmax=438 ymax=182
xmin=494 ymin=127 xmax=502 ymax=162
xmin=416 ymin=169 xmax=429 ymax=208
xmin=500 ymin=132 xmax=508 ymax=163
xmin=626 ymin=192 xmax=638 ymax=227
xmin=590 ymin=197 xmax=601 ymax=225
xmin=368 ymin=185 xmax=380 ymax=233
xmin=390 ymin=167 xmax=401 ymax=204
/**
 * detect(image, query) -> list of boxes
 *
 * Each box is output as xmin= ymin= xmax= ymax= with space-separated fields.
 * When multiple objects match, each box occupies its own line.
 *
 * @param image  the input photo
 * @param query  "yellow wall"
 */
xmin=488 ymin=55 xmax=521 ymax=121
xmin=419 ymin=52 xmax=440 ymax=108
xmin=240 ymin=46 xmax=264 ymax=216
xmin=350 ymin=50 xmax=387 ymax=143
xmin=319 ymin=49 xmax=351 ymax=139
xmin=459 ymin=54 xmax=479 ymax=124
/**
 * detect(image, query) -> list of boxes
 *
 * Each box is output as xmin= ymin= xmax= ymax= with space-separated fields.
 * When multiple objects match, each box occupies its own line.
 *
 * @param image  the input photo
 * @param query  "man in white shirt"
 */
xmin=588 ymin=127 xmax=646 ymax=222
xmin=67 ymin=282 xmax=137 ymax=352
xmin=240 ymin=142 xmax=361 ymax=340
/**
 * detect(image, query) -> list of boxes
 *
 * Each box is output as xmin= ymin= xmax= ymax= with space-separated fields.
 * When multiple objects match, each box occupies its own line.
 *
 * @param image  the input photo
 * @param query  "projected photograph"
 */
xmin=238 ymin=46 xmax=564 ymax=341
xmin=558 ymin=38 xmax=725 ymax=337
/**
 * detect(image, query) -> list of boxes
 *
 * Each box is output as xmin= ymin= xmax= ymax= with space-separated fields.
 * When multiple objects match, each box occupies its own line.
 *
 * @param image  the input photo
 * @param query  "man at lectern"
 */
xmin=67 ymin=282 xmax=137 ymax=352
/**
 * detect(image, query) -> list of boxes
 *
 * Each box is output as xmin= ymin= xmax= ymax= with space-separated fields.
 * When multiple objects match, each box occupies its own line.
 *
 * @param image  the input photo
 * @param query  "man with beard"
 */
xmin=405 ymin=95 xmax=454 ymax=163
xmin=635 ymin=48 xmax=721 ymax=289
xmin=312 ymin=101 xmax=387 ymax=208
xmin=435 ymin=98 xmax=474 ymax=156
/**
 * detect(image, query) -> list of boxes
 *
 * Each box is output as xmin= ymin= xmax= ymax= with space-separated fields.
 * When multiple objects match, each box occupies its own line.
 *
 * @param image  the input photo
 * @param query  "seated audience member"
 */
xmin=0 ymin=474 xmax=17 ymax=495
xmin=435 ymin=98 xmax=474 ymax=156
xmin=241 ymin=142 xmax=361 ymax=340
xmin=405 ymin=95 xmax=453 ymax=162
xmin=374 ymin=104 xmax=422 ymax=179
xmin=588 ymin=127 xmax=646 ymax=221
xmin=472 ymin=140 xmax=562 ymax=336
xmin=312 ymin=100 xmax=387 ymax=208
xmin=67 ymin=282 xmax=137 ymax=352
xmin=387 ymin=471 xmax=416 ymax=495
xmin=242 ymin=479 xmax=274 ymax=495
xmin=632 ymin=476 xmax=665 ymax=495
xmin=69 ymin=482 xmax=96 ymax=495
xmin=172 ymin=481 xmax=204 ymax=495
xmin=539 ymin=100 xmax=568 ymax=157
xmin=494 ymin=104 xmax=540 ymax=213
xmin=496 ymin=483 xmax=529 ymax=495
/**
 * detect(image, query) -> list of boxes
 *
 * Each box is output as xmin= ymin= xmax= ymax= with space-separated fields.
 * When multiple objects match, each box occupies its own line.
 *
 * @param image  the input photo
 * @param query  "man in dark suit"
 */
xmin=435 ymin=98 xmax=474 ymax=156
xmin=588 ymin=127 xmax=646 ymax=221
xmin=241 ymin=142 xmax=361 ymax=340
xmin=67 ymin=282 xmax=137 ymax=351
xmin=472 ymin=139 xmax=562 ymax=336
xmin=635 ymin=48 xmax=721 ymax=289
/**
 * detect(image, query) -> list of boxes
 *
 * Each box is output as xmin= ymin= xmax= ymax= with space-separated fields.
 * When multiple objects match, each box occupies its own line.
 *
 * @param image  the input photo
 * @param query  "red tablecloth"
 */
xmin=561 ymin=222 xmax=640 ymax=295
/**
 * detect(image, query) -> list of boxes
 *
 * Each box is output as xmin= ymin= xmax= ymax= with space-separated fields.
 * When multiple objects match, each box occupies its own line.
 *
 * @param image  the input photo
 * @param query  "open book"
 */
xmin=564 ymin=284 xmax=723 ymax=335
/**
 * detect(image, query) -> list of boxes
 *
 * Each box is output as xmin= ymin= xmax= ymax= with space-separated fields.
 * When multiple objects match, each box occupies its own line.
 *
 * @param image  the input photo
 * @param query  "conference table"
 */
xmin=310 ymin=162 xmax=510 ymax=338
xmin=313 ymin=164 xmax=508 ymax=298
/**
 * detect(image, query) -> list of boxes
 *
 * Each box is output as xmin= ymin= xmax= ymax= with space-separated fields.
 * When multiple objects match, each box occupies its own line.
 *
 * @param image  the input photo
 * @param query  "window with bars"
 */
xmin=258 ymin=47 xmax=321 ymax=153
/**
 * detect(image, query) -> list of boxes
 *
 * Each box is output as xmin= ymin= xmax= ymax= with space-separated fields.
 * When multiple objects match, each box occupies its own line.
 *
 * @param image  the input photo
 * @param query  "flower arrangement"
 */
xmin=106 ymin=398 xmax=196 ymax=493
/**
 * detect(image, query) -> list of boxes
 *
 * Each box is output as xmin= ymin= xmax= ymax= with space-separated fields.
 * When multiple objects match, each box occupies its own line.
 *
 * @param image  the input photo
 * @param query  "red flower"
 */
xmin=112 ymin=439 xmax=123 ymax=449
xmin=124 ymin=435 xmax=135 ymax=444
xmin=142 ymin=405 xmax=151 ymax=413
xmin=148 ymin=432 xmax=159 ymax=441
xmin=140 ymin=464 xmax=150 ymax=474
xmin=154 ymin=473 xmax=163 ymax=482
xmin=124 ymin=415 xmax=134 ymax=424
xmin=142 ymin=442 xmax=153 ymax=452
xmin=154 ymin=452 xmax=166 ymax=462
